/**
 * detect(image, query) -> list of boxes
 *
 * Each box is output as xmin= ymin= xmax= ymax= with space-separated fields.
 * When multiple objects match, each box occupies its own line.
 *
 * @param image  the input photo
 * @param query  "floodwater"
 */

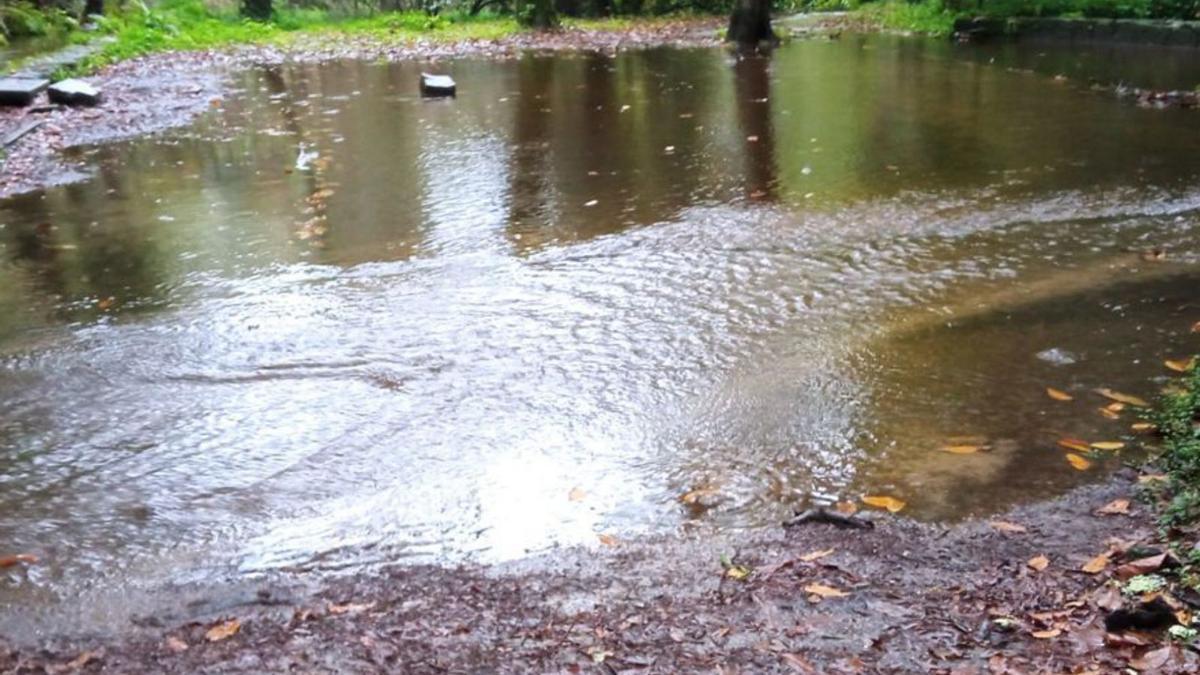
xmin=2 ymin=34 xmax=1200 ymax=636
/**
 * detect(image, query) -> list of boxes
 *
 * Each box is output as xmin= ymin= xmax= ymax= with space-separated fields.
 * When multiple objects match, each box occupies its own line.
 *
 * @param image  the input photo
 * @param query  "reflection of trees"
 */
xmin=732 ymin=54 xmax=778 ymax=202
xmin=508 ymin=55 xmax=557 ymax=241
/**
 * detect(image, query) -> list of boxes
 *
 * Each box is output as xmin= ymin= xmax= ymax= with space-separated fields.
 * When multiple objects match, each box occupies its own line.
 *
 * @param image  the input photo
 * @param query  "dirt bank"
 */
xmin=3 ymin=471 xmax=1191 ymax=673
xmin=0 ymin=18 xmax=723 ymax=199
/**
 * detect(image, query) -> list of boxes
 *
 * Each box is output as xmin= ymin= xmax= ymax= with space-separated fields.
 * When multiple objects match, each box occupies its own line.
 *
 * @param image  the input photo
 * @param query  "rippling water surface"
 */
xmin=2 ymin=35 xmax=1199 ymax=635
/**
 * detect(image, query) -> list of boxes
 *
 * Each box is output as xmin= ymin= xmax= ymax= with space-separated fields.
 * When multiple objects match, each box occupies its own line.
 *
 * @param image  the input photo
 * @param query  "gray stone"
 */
xmin=420 ymin=73 xmax=456 ymax=97
xmin=0 ymin=78 xmax=50 ymax=107
xmin=48 ymin=79 xmax=102 ymax=107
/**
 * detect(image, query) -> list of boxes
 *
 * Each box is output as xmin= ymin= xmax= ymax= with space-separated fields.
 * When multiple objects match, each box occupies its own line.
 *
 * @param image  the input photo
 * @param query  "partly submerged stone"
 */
xmin=48 ymin=79 xmax=102 ymax=107
xmin=0 ymin=78 xmax=50 ymax=107
xmin=420 ymin=73 xmax=456 ymax=97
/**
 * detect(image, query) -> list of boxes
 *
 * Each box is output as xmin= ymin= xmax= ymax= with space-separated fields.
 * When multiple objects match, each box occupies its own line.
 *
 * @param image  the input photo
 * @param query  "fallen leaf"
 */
xmin=1131 ymin=422 xmax=1156 ymax=432
xmin=1129 ymin=645 xmax=1173 ymax=671
xmin=1097 ymin=389 xmax=1150 ymax=408
xmin=1057 ymin=437 xmax=1091 ymax=452
xmin=164 ymin=636 xmax=189 ymax=653
xmin=945 ymin=435 xmax=988 ymax=445
xmin=328 ymin=602 xmax=375 ymax=615
xmin=1031 ymin=628 xmax=1061 ymax=639
xmin=1091 ymin=441 xmax=1125 ymax=451
xmin=1098 ymin=407 xmax=1121 ymax=420
xmin=1067 ymin=453 xmax=1092 ymax=471
xmin=597 ymin=533 xmax=619 ymax=547
xmin=205 ymin=618 xmax=241 ymax=642
xmin=941 ymin=444 xmax=982 ymax=454
xmin=680 ymin=487 xmax=718 ymax=504
xmin=1092 ymin=584 xmax=1124 ymax=611
xmin=1116 ymin=553 xmax=1167 ymax=580
xmin=799 ymin=548 xmax=834 ymax=562
xmin=66 ymin=651 xmax=101 ymax=669
xmin=834 ymin=500 xmax=857 ymax=515
xmin=781 ymin=652 xmax=818 ymax=674
xmin=1106 ymin=402 xmax=1127 ymax=412
xmin=1046 ymin=387 xmax=1073 ymax=401
xmin=1096 ymin=499 xmax=1130 ymax=515
xmin=862 ymin=495 xmax=906 ymax=512
xmin=1165 ymin=358 xmax=1196 ymax=373
xmin=1028 ymin=554 xmax=1050 ymax=571
xmin=725 ymin=564 xmax=752 ymax=580
xmin=0 ymin=553 xmax=37 ymax=568
xmin=1081 ymin=552 xmax=1110 ymax=574
xmin=803 ymin=583 xmax=848 ymax=598
xmin=1138 ymin=473 xmax=1167 ymax=483
xmin=990 ymin=521 xmax=1028 ymax=534
xmin=568 ymin=487 xmax=586 ymax=502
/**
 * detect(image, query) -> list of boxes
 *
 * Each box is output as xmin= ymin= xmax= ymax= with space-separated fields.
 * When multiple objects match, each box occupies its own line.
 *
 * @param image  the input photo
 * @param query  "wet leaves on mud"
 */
xmin=941 ymin=444 xmax=983 ymax=455
xmin=1081 ymin=552 xmax=1110 ymax=574
xmin=1115 ymin=554 xmax=1167 ymax=581
xmin=1046 ymin=387 xmax=1073 ymax=401
xmin=0 ymin=553 xmax=37 ymax=568
xmin=1165 ymin=358 xmax=1196 ymax=373
xmin=861 ymin=495 xmax=905 ymax=512
xmin=597 ymin=533 xmax=619 ymax=547
xmin=1027 ymin=554 xmax=1049 ymax=571
xmin=1030 ymin=628 xmax=1061 ymax=639
xmin=1058 ymin=438 xmax=1091 ymax=453
xmin=205 ymin=618 xmax=241 ymax=642
xmin=1132 ymin=422 xmax=1156 ymax=432
xmin=1067 ymin=453 xmax=1093 ymax=471
xmin=799 ymin=548 xmax=834 ymax=562
xmin=990 ymin=520 xmax=1028 ymax=534
xmin=164 ymin=637 xmax=189 ymax=653
xmin=1090 ymin=441 xmax=1125 ymax=451
xmin=1097 ymin=498 xmax=1131 ymax=515
xmin=803 ymin=583 xmax=847 ymax=600
xmin=1096 ymin=388 xmax=1150 ymax=408
xmin=328 ymin=602 xmax=375 ymax=615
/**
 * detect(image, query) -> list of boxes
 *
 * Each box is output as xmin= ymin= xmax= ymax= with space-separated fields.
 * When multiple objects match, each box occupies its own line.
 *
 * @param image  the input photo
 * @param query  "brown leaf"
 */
xmin=990 ymin=521 xmax=1028 ymax=534
xmin=862 ymin=495 xmax=905 ymax=512
xmin=1096 ymin=499 xmax=1130 ymax=515
xmin=1027 ymin=555 xmax=1049 ymax=572
xmin=1116 ymin=553 xmax=1167 ymax=581
xmin=1031 ymin=628 xmax=1061 ymax=639
xmin=799 ymin=548 xmax=835 ymax=562
xmin=941 ymin=444 xmax=983 ymax=454
xmin=1066 ymin=453 xmax=1092 ymax=471
xmin=1098 ymin=407 xmax=1121 ymax=420
xmin=568 ymin=487 xmax=586 ymax=502
xmin=597 ymin=533 xmax=619 ymax=547
xmin=1046 ymin=387 xmax=1073 ymax=401
xmin=834 ymin=500 xmax=858 ymax=515
xmin=1090 ymin=441 xmax=1125 ymax=451
xmin=1131 ymin=422 xmax=1156 ymax=433
xmin=804 ymin=583 xmax=848 ymax=599
xmin=0 ymin=553 xmax=37 ymax=568
xmin=328 ymin=602 xmax=375 ymax=615
xmin=1129 ymin=645 xmax=1174 ymax=671
xmin=680 ymin=486 xmax=718 ymax=504
xmin=781 ymin=652 xmax=818 ymax=674
xmin=164 ymin=636 xmax=189 ymax=653
xmin=1058 ymin=437 xmax=1091 ymax=452
xmin=1081 ymin=552 xmax=1110 ymax=574
xmin=205 ymin=619 xmax=241 ymax=642
xmin=1165 ymin=358 xmax=1196 ymax=373
xmin=1096 ymin=388 xmax=1150 ymax=408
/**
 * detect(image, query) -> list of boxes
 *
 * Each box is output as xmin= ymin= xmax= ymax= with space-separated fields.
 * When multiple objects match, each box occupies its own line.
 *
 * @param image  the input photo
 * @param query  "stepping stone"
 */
xmin=48 ymin=79 xmax=102 ymax=106
xmin=0 ymin=78 xmax=50 ymax=107
xmin=420 ymin=73 xmax=456 ymax=97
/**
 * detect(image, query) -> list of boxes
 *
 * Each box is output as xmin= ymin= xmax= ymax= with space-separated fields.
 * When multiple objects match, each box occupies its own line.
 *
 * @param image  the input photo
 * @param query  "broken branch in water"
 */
xmin=784 ymin=507 xmax=874 ymax=530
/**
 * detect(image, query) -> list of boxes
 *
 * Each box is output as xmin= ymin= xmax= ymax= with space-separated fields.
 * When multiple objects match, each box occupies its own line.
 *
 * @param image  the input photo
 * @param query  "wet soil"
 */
xmin=0 ymin=19 xmax=723 ymax=199
xmin=3 ymin=471 xmax=1191 ymax=673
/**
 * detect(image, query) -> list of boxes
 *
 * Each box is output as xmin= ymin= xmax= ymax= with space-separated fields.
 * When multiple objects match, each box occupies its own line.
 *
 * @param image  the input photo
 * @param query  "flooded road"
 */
xmin=1 ymin=35 xmax=1199 ymax=636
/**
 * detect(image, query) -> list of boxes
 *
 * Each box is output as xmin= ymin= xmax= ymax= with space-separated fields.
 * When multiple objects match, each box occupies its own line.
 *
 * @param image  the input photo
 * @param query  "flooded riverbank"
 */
xmin=1 ymin=32 xmax=1199 ymax=639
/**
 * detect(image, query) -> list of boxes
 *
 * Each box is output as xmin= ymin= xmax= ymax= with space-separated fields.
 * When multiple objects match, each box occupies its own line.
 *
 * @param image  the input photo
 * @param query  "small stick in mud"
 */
xmin=784 ymin=507 xmax=874 ymax=530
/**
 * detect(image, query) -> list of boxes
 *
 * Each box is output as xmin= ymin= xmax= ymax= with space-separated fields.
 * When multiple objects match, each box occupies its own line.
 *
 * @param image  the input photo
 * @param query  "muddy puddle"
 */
xmin=1 ymin=34 xmax=1199 ymax=637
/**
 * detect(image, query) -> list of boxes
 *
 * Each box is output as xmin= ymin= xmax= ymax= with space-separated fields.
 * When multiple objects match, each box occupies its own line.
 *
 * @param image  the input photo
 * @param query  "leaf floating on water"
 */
xmin=205 ymin=618 xmax=241 ymax=642
xmin=1066 ymin=453 xmax=1092 ymax=471
xmin=1096 ymin=498 xmax=1130 ymax=515
xmin=1057 ymin=438 xmax=1091 ymax=453
xmin=568 ymin=487 xmax=586 ymax=502
xmin=1165 ymin=358 xmax=1196 ymax=373
xmin=1131 ymin=422 xmax=1156 ymax=433
xmin=990 ymin=521 xmax=1028 ymax=534
xmin=680 ymin=486 xmax=718 ymax=504
xmin=1096 ymin=388 xmax=1150 ymax=408
xmin=1028 ymin=554 xmax=1050 ymax=572
xmin=799 ymin=548 xmax=835 ymax=562
xmin=941 ymin=444 xmax=982 ymax=455
xmin=583 ymin=199 xmax=599 ymax=207
xmin=862 ymin=495 xmax=906 ymax=513
xmin=0 ymin=553 xmax=37 ymax=568
xmin=1098 ymin=407 xmax=1121 ymax=420
xmin=803 ymin=583 xmax=847 ymax=599
xmin=945 ymin=435 xmax=988 ymax=445
xmin=597 ymin=534 xmax=619 ymax=547
xmin=1081 ymin=552 xmax=1110 ymax=574
xmin=1046 ymin=387 xmax=1073 ymax=401
xmin=1091 ymin=441 xmax=1125 ymax=451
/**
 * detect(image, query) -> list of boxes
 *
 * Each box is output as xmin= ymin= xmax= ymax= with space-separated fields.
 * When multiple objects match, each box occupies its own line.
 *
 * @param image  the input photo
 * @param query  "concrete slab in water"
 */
xmin=48 ymin=78 xmax=101 ymax=106
xmin=0 ymin=78 xmax=49 ymax=107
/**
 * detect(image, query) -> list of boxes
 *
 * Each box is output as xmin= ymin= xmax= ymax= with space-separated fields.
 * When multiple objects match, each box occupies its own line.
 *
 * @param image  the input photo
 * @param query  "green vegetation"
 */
xmin=846 ymin=0 xmax=1200 ymax=36
xmin=0 ymin=1 xmax=79 ymax=46
xmin=1149 ymin=361 xmax=1200 ymax=528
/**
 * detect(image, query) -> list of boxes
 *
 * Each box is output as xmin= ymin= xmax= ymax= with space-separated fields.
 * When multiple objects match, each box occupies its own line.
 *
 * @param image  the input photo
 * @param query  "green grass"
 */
xmin=858 ymin=0 xmax=957 ymax=35
xmin=853 ymin=0 xmax=1200 ymax=36
xmin=1149 ymin=362 xmax=1200 ymax=527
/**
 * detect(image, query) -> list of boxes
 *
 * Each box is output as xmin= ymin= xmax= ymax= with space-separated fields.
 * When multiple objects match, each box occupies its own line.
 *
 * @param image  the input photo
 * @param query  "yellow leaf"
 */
xmin=1090 ymin=441 xmax=1125 ymax=451
xmin=941 ymin=444 xmax=981 ymax=455
xmin=568 ymin=487 xmax=586 ymax=502
xmin=205 ymin=619 xmax=241 ymax=642
xmin=1131 ymin=422 xmax=1156 ymax=432
xmin=725 ymin=564 xmax=752 ymax=580
xmin=1081 ymin=553 xmax=1110 ymax=574
xmin=680 ymin=487 xmax=718 ymax=504
xmin=1066 ymin=454 xmax=1092 ymax=471
xmin=834 ymin=500 xmax=857 ymax=515
xmin=1096 ymin=499 xmax=1130 ymax=515
xmin=1046 ymin=387 xmax=1073 ymax=401
xmin=1057 ymin=438 xmax=1091 ymax=452
xmin=1028 ymin=555 xmax=1049 ymax=571
xmin=597 ymin=534 xmax=619 ymax=547
xmin=799 ymin=548 xmax=834 ymax=562
xmin=1165 ymin=358 xmax=1196 ymax=373
xmin=1098 ymin=407 xmax=1121 ymax=420
xmin=1138 ymin=473 xmax=1167 ymax=484
xmin=1031 ymin=628 xmax=1061 ymax=639
xmin=803 ymin=583 xmax=847 ymax=598
xmin=1106 ymin=402 xmax=1126 ymax=412
xmin=990 ymin=521 xmax=1027 ymax=534
xmin=1096 ymin=389 xmax=1150 ymax=408
xmin=862 ymin=496 xmax=906 ymax=513
xmin=945 ymin=435 xmax=988 ymax=445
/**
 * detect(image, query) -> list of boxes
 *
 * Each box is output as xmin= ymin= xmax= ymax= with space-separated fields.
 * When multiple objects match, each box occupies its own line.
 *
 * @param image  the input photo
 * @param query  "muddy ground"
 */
xmin=1 ymin=471 xmax=1193 ymax=673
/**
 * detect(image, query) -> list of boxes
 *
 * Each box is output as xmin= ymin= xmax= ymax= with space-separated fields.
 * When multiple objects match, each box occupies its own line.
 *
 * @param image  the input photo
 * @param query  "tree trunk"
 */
xmin=83 ymin=0 xmax=103 ymax=19
xmin=727 ymin=0 xmax=775 ymax=48
xmin=518 ymin=0 xmax=558 ymax=28
xmin=242 ymin=0 xmax=272 ymax=21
